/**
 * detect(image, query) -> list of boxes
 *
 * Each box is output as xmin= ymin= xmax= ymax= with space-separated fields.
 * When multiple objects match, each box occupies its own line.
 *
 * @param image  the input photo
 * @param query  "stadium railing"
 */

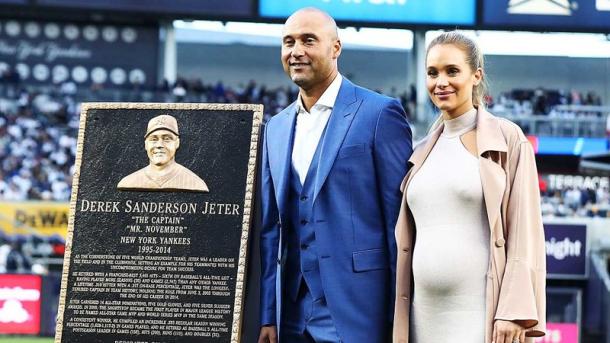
xmin=495 ymin=105 xmax=610 ymax=138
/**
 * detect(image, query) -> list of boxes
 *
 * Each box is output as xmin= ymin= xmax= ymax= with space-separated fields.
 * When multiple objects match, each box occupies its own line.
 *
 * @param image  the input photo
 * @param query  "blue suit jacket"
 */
xmin=259 ymin=78 xmax=413 ymax=343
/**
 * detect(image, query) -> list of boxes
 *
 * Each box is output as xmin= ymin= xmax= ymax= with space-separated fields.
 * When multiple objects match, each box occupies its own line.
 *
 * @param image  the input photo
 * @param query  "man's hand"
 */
xmin=258 ymin=325 xmax=278 ymax=343
xmin=493 ymin=320 xmax=526 ymax=343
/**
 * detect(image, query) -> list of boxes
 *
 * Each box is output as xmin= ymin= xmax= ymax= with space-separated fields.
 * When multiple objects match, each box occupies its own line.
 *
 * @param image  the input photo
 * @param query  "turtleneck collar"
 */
xmin=442 ymin=108 xmax=477 ymax=138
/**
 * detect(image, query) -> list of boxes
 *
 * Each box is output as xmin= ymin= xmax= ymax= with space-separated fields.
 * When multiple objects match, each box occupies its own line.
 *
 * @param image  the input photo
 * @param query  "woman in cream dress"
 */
xmin=393 ymin=32 xmax=546 ymax=343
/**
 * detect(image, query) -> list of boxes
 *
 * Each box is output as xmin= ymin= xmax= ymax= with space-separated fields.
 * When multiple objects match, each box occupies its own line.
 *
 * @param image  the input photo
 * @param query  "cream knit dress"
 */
xmin=406 ymin=109 xmax=490 ymax=342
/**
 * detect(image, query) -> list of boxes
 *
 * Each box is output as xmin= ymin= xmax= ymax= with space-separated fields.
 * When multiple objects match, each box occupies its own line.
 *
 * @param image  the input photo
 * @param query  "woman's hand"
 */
xmin=493 ymin=320 xmax=526 ymax=343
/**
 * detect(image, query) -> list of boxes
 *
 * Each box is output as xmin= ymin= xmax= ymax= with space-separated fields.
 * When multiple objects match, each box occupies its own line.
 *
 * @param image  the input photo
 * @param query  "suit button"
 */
xmin=300 ymin=244 xmax=308 ymax=250
xmin=300 ymin=195 xmax=308 ymax=201
xmin=300 ymin=219 xmax=308 ymax=225
xmin=495 ymin=238 xmax=506 ymax=247
xmin=276 ymin=258 xmax=281 ymax=265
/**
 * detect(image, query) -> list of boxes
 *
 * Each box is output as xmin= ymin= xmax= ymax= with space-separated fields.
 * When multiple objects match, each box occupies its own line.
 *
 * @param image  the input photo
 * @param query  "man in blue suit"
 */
xmin=258 ymin=7 xmax=412 ymax=343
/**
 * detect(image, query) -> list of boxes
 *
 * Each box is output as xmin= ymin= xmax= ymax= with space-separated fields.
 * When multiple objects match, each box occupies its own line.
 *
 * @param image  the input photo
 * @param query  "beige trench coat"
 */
xmin=393 ymin=108 xmax=546 ymax=343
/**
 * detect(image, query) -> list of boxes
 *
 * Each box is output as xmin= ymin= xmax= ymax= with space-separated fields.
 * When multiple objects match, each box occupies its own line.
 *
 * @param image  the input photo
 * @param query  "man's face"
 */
xmin=145 ymin=129 xmax=179 ymax=167
xmin=281 ymin=11 xmax=341 ymax=90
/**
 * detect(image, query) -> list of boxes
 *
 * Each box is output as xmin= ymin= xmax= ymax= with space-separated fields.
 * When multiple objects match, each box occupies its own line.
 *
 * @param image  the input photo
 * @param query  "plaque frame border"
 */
xmin=54 ymin=102 xmax=264 ymax=343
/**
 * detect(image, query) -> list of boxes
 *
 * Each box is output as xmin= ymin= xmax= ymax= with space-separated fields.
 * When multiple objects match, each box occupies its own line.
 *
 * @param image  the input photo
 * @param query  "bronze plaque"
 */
xmin=55 ymin=103 xmax=263 ymax=343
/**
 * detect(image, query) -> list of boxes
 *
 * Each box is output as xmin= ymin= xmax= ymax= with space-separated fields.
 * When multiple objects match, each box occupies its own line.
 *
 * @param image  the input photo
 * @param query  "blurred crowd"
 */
xmin=161 ymin=77 xmax=418 ymax=123
xmin=0 ymin=233 xmax=65 ymax=274
xmin=159 ymin=77 xmax=299 ymax=121
xmin=485 ymin=87 xmax=609 ymax=137
xmin=489 ymin=87 xmax=605 ymax=116
xmin=0 ymin=86 xmax=78 ymax=201
xmin=1 ymin=75 xmax=610 ymax=279
xmin=0 ymin=235 xmax=32 ymax=274
xmin=0 ymin=73 xmax=421 ymax=200
xmin=0 ymin=76 xmax=608 ymax=212
xmin=541 ymin=185 xmax=610 ymax=218
xmin=0 ymin=75 xmax=309 ymax=201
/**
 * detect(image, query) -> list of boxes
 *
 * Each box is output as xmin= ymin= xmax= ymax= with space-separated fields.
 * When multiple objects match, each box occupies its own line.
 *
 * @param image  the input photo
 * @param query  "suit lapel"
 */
xmin=268 ymin=103 xmax=298 ymax=216
xmin=312 ymin=79 xmax=361 ymax=202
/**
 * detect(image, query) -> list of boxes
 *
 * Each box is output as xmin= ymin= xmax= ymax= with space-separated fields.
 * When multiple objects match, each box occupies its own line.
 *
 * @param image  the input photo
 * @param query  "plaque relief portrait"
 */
xmin=117 ymin=114 xmax=209 ymax=192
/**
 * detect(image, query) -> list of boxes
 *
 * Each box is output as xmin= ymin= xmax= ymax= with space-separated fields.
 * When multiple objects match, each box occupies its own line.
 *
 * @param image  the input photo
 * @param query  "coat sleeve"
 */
xmin=259 ymin=123 xmax=281 ymax=327
xmin=494 ymin=138 xmax=546 ymax=337
xmin=372 ymin=98 xmax=413 ymax=322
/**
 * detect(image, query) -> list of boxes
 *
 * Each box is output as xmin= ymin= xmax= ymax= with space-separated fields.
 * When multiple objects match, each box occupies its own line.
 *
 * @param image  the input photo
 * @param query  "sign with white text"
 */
xmin=483 ymin=0 xmax=610 ymax=32
xmin=544 ymin=174 xmax=610 ymax=191
xmin=0 ymin=274 xmax=42 ymax=335
xmin=535 ymin=323 xmax=579 ymax=343
xmin=0 ymin=19 xmax=158 ymax=88
xmin=544 ymin=224 xmax=587 ymax=279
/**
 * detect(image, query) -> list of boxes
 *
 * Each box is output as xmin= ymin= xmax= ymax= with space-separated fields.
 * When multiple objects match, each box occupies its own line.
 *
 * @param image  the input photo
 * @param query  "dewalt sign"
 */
xmin=0 ymin=201 xmax=69 ymax=238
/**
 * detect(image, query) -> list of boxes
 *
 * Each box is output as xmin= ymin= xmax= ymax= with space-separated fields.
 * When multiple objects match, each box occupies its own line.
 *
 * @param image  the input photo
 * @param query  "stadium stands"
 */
xmin=541 ymin=186 xmax=610 ymax=218
xmin=489 ymin=89 xmax=609 ymax=137
xmin=1 ymin=77 xmax=607 ymax=204
xmin=1 ymin=65 xmax=609 ymax=343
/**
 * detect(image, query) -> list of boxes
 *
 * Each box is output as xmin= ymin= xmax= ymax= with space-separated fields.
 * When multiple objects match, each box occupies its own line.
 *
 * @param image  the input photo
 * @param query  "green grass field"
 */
xmin=0 ymin=337 xmax=53 ymax=343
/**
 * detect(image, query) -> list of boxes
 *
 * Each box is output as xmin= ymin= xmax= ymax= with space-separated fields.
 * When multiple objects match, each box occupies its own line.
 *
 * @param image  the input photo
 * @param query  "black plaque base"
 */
xmin=55 ymin=103 xmax=262 ymax=343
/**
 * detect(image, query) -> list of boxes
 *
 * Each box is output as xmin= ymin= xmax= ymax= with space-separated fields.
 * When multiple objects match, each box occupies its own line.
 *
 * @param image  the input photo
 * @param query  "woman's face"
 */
xmin=426 ymin=43 xmax=482 ymax=119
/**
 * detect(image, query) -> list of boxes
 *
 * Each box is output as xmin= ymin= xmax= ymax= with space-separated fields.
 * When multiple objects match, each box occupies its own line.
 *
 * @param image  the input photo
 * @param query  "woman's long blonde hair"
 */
xmin=427 ymin=31 xmax=489 ymax=132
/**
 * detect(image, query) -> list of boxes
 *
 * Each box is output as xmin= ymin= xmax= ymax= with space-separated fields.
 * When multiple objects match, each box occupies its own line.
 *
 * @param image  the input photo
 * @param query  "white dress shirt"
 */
xmin=291 ymin=74 xmax=343 ymax=185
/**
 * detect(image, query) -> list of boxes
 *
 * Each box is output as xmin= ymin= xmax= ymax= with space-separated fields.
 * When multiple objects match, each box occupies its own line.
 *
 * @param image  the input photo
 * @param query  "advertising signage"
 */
xmin=544 ymin=174 xmax=609 ymax=191
xmin=535 ymin=323 xmax=579 ymax=343
xmin=528 ymin=136 xmax=609 ymax=156
xmin=0 ymin=275 xmax=42 ymax=335
xmin=35 ymin=0 xmax=253 ymax=19
xmin=259 ymin=0 xmax=476 ymax=26
xmin=0 ymin=202 xmax=69 ymax=239
xmin=483 ymin=0 xmax=610 ymax=32
xmin=544 ymin=223 xmax=587 ymax=279
xmin=0 ymin=19 xmax=159 ymax=89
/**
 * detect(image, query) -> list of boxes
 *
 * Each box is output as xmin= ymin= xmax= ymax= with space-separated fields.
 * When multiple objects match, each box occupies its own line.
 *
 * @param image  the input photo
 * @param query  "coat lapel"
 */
xmin=268 ymin=103 xmax=298 ymax=216
xmin=476 ymin=108 xmax=508 ymax=232
xmin=312 ymin=79 xmax=361 ymax=202
xmin=401 ymin=124 xmax=443 ymax=193
xmin=403 ymin=108 xmax=508 ymax=234
xmin=479 ymin=158 xmax=505 ymax=232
